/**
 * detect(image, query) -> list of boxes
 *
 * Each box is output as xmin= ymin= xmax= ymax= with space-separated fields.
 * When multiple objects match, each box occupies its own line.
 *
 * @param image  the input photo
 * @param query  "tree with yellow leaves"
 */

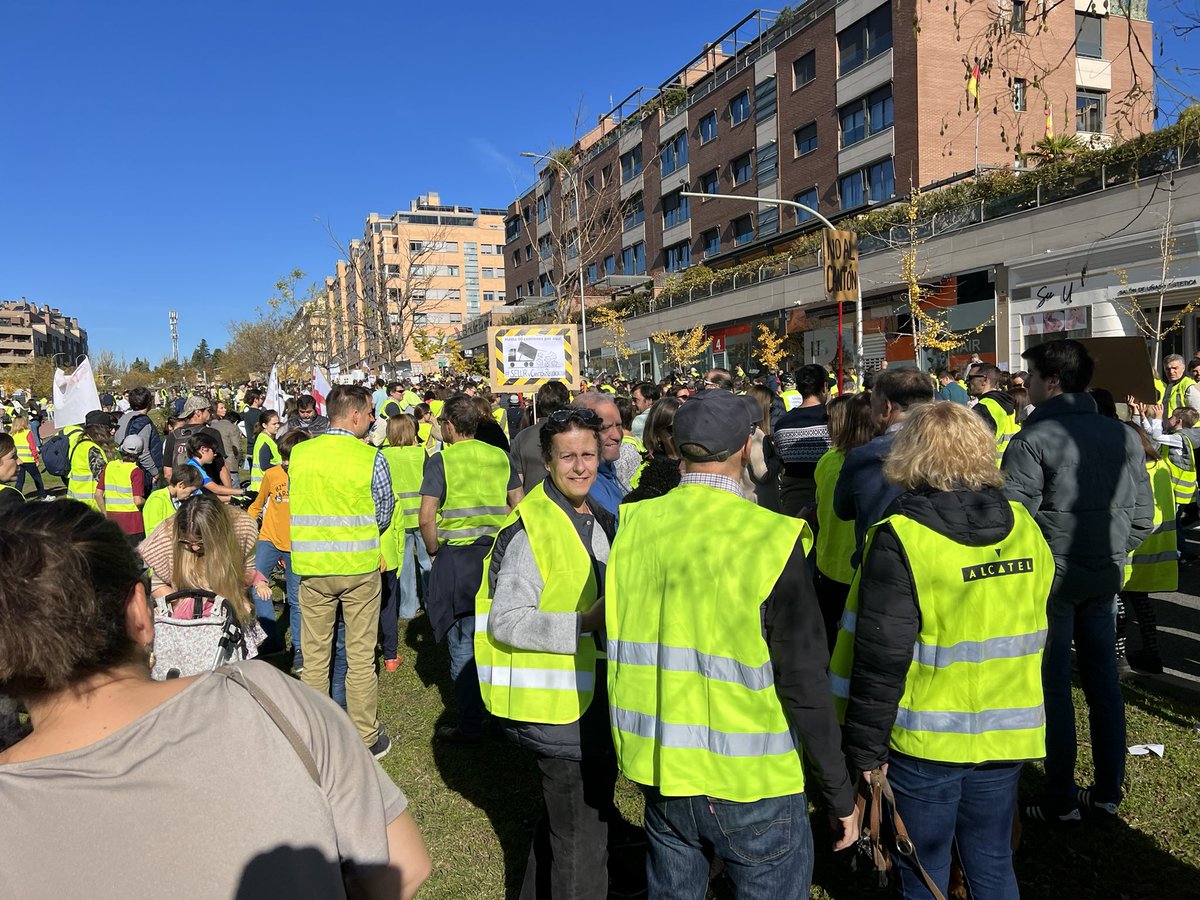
xmin=591 ymin=304 xmax=634 ymax=376
xmin=651 ymin=324 xmax=709 ymax=376
xmin=754 ymin=324 xmax=786 ymax=374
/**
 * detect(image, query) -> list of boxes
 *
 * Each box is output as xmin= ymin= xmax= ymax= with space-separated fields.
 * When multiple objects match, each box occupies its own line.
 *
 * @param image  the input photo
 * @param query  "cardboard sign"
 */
xmin=823 ymin=229 xmax=858 ymax=303
xmin=1078 ymin=336 xmax=1156 ymax=404
xmin=488 ymin=325 xmax=581 ymax=392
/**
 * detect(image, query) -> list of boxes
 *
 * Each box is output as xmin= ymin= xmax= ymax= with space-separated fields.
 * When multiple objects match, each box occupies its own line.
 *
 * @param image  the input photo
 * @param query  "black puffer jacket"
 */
xmin=842 ymin=485 xmax=1015 ymax=772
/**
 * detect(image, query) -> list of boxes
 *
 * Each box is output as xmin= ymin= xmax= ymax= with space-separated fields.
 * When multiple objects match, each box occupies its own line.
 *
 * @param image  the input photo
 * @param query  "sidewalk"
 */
xmin=1139 ymin=528 xmax=1200 ymax=697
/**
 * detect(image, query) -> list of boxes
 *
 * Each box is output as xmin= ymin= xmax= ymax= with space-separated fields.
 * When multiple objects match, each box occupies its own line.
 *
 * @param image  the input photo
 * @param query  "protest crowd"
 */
xmin=0 ymin=337 xmax=1192 ymax=899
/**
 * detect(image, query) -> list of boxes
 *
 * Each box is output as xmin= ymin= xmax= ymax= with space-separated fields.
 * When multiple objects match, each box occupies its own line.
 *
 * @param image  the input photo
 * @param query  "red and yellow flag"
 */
xmin=1045 ymin=105 xmax=1054 ymax=138
xmin=967 ymin=63 xmax=980 ymax=102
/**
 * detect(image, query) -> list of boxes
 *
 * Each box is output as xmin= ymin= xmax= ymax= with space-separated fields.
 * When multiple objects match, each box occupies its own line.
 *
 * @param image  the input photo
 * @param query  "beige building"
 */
xmin=0 ymin=299 xmax=89 ymax=367
xmin=321 ymin=192 xmax=508 ymax=374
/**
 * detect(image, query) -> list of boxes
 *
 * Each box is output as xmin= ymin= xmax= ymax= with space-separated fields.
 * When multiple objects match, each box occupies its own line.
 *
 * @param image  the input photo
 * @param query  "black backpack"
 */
xmin=171 ymin=425 xmax=199 ymax=471
xmin=41 ymin=427 xmax=80 ymax=478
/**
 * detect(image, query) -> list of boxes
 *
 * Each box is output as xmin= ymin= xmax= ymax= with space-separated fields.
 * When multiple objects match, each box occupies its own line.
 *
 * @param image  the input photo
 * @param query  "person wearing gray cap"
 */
xmin=605 ymin=389 xmax=859 ymax=898
xmin=163 ymin=395 xmax=232 ymax=489
xmin=96 ymin=432 xmax=152 ymax=543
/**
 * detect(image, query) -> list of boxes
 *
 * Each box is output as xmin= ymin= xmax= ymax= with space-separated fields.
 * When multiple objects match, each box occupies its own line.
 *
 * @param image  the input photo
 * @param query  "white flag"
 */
xmin=265 ymin=364 xmax=286 ymax=417
xmin=312 ymin=366 xmax=331 ymax=415
xmin=52 ymin=357 xmax=102 ymax=428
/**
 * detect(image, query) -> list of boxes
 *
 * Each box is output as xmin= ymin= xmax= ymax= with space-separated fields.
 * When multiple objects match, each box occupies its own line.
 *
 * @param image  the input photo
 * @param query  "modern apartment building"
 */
xmin=321 ymin=192 xmax=508 ymax=373
xmin=503 ymin=1 xmax=1153 ymax=357
xmin=0 ymin=299 xmax=89 ymax=367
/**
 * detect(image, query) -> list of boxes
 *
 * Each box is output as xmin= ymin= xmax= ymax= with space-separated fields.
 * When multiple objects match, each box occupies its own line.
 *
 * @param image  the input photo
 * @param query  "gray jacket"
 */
xmin=1002 ymin=392 xmax=1154 ymax=601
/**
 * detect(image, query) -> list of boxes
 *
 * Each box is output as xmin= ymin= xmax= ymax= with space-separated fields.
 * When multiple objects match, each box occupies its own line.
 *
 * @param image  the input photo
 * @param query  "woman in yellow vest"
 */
xmin=249 ymin=411 xmax=282 ymax=491
xmin=813 ymin=393 xmax=874 ymax=651
xmin=96 ymin=433 xmax=152 ymax=544
xmin=475 ymin=408 xmax=613 ymax=900
xmin=836 ymin=402 xmax=1053 ymax=898
xmin=68 ymin=417 xmax=116 ymax=510
xmin=9 ymin=415 xmax=47 ymax=500
xmin=0 ymin=433 xmax=24 ymax=509
xmin=379 ymin=414 xmax=429 ymax=671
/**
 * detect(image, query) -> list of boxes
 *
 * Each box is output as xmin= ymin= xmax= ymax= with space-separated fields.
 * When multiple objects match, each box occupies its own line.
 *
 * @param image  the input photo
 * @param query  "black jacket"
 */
xmin=973 ymin=390 xmax=1016 ymax=434
xmin=842 ymin=485 xmax=1015 ymax=772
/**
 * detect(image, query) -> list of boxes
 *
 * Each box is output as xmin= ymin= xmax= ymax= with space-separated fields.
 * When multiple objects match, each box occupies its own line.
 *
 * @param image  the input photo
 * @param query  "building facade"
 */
xmin=321 ymin=193 xmax=508 ymax=374
xmin=0 ymin=299 xmax=89 ymax=367
xmin=502 ymin=2 xmax=1153 ymax=366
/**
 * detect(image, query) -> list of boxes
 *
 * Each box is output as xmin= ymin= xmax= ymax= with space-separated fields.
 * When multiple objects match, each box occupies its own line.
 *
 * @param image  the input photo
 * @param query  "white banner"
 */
xmin=265 ymin=364 xmax=287 ymax=416
xmin=312 ymin=366 xmax=331 ymax=416
xmin=52 ymin=357 xmax=102 ymax=428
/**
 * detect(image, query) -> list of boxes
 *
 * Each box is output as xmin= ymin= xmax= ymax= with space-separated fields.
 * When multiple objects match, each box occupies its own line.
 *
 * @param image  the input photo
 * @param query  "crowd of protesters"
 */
xmin=0 ymin=340 xmax=1188 ymax=898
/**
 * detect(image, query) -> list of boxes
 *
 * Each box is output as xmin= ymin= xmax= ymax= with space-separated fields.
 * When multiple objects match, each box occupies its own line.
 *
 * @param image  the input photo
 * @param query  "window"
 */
xmin=482 ymin=267 xmax=494 ymax=279
xmin=587 ymin=262 xmax=599 ymax=284
xmin=732 ymin=151 xmax=754 ymax=185
xmin=699 ymin=111 xmax=718 ymax=143
xmin=539 ymin=235 xmax=553 ymax=260
xmin=414 ymin=313 xmax=427 ymax=326
xmin=1075 ymin=12 xmax=1103 ymax=59
xmin=793 ymin=187 xmax=819 ymax=223
xmin=1076 ymin=89 xmax=1106 ymax=133
xmin=566 ymin=231 xmax=578 ymax=259
xmin=839 ymin=158 xmax=895 ymax=210
xmin=661 ymin=132 xmax=688 ymax=176
xmin=664 ymin=241 xmax=692 ymax=273
xmin=733 ymin=215 xmax=754 ymax=246
xmin=505 ymin=217 xmax=522 ymax=242
xmin=604 ymin=254 xmax=616 ymax=276
xmin=793 ymin=50 xmax=816 ymax=89
xmin=757 ymin=207 xmax=780 ymax=237
xmin=537 ymin=195 xmax=549 ymax=223
xmin=623 ymin=192 xmax=644 ymax=230
xmin=525 ymin=245 xmax=533 ymax=262
xmin=729 ymin=90 xmax=750 ymax=125
xmin=699 ymin=169 xmax=719 ymax=195
xmin=527 ymin=280 xmax=535 ymax=296
xmin=522 ymin=206 xmax=531 ymax=223
xmin=540 ymin=274 xmax=555 ymax=296
xmin=795 ymin=122 xmax=818 ymax=156
xmin=702 ymin=228 xmax=721 ymax=258
xmin=838 ymin=3 xmax=892 ymax=76
xmin=1013 ymin=78 xmax=1027 ymax=112
xmin=512 ymin=250 xmax=521 ymax=267
xmin=663 ymin=190 xmax=690 ymax=228
xmin=480 ymin=243 xmax=501 ymax=255
xmin=620 ymin=146 xmax=643 ymax=182
xmin=567 ymin=192 xmax=577 ymax=217
xmin=1011 ymin=0 xmax=1026 ymax=33
xmin=584 ymin=175 xmax=596 ymax=197
xmin=484 ymin=291 xmax=495 ymax=303
xmin=840 ymin=84 xmax=893 ymax=147
xmin=601 ymin=164 xmax=613 ymax=186
xmin=621 ymin=242 xmax=646 ymax=275
xmin=516 ymin=285 xmax=526 ymax=298
xmin=757 ymin=142 xmax=778 ymax=186
xmin=755 ymin=77 xmax=777 ymax=121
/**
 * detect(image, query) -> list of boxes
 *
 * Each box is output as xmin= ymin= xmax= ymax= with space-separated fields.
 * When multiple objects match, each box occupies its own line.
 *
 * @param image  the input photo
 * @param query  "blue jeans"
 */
xmin=447 ymin=616 xmax=483 ymax=736
xmin=331 ymin=610 xmax=348 ymax=711
xmin=14 ymin=463 xmax=46 ymax=498
xmin=641 ymin=789 xmax=812 ymax=900
xmin=254 ymin=541 xmax=301 ymax=658
xmin=1043 ymin=594 xmax=1126 ymax=812
xmin=400 ymin=529 xmax=431 ymax=618
xmin=887 ymin=753 xmax=1023 ymax=899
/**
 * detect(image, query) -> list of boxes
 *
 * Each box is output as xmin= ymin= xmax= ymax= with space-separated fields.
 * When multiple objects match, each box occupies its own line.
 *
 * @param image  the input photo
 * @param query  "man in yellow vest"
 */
xmin=1162 ymin=353 xmax=1200 ymax=417
xmin=606 ymin=390 xmax=858 ymax=897
xmin=967 ymin=363 xmax=1020 ymax=466
xmin=289 ymin=384 xmax=395 ymax=759
xmin=419 ymin=395 xmax=522 ymax=744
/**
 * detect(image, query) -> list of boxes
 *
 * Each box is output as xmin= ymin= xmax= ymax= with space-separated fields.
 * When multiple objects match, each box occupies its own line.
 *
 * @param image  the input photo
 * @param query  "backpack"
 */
xmin=41 ymin=427 xmax=80 ymax=478
xmin=150 ymin=589 xmax=254 ymax=680
xmin=170 ymin=425 xmax=199 ymax=472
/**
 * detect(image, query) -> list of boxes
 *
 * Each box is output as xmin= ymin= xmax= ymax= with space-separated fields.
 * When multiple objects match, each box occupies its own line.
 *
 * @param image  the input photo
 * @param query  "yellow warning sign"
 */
xmin=488 ymin=325 xmax=581 ymax=392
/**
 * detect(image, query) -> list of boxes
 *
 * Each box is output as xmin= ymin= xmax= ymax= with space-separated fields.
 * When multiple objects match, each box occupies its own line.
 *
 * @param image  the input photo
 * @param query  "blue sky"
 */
xmin=1 ymin=1 xmax=1195 ymax=363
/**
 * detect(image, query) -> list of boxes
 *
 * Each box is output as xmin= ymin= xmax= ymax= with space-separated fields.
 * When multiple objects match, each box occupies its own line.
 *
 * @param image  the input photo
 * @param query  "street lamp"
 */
xmin=681 ymin=192 xmax=865 ymax=391
xmin=520 ymin=151 xmax=590 ymax=370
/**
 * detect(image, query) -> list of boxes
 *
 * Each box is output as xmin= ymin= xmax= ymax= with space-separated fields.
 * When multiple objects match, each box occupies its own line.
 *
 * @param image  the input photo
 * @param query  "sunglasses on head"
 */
xmin=547 ymin=408 xmax=601 ymax=427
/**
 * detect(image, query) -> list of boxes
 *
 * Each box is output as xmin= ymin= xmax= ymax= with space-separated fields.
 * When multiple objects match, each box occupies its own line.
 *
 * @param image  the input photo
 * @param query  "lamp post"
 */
xmin=681 ymin=192 xmax=864 ymax=392
xmin=521 ymin=151 xmax=590 ymax=371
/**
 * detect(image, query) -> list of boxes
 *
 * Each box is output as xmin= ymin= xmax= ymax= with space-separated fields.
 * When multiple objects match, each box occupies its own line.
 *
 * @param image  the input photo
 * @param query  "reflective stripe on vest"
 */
xmin=1125 ymin=459 xmax=1179 ymax=593
xmin=68 ymin=437 xmax=102 ymax=509
xmin=438 ymin=440 xmax=512 ymax=545
xmin=475 ymin=482 xmax=598 ymax=724
xmin=12 ymin=429 xmax=35 ymax=464
xmin=607 ymin=484 xmax=813 ymax=802
xmin=1164 ymin=433 xmax=1197 ymax=506
xmin=814 ymin=448 xmax=856 ymax=584
xmin=250 ymin=433 xmax=281 ymax=489
xmin=977 ymin=397 xmax=1020 ymax=467
xmin=288 ymin=434 xmax=381 ymax=576
xmin=103 ymin=460 xmax=140 ymax=514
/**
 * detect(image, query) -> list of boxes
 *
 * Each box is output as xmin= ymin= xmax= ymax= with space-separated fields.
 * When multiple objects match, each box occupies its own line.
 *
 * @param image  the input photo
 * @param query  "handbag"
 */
xmin=855 ymin=767 xmax=946 ymax=900
xmin=151 ymin=589 xmax=250 ymax=680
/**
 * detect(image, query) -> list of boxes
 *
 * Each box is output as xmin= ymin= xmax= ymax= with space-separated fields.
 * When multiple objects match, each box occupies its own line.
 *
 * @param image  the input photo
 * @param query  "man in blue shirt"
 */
xmin=572 ymin=392 xmax=627 ymax=518
xmin=937 ymin=368 xmax=970 ymax=404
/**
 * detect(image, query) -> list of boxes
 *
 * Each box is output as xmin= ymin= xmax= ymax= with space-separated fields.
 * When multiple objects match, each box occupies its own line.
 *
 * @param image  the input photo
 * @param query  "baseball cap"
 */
xmin=673 ymin=390 xmax=760 ymax=462
xmin=119 ymin=433 xmax=145 ymax=455
xmin=99 ymin=393 xmax=115 ymax=408
xmin=180 ymin=395 xmax=209 ymax=416
xmin=84 ymin=410 xmax=117 ymax=428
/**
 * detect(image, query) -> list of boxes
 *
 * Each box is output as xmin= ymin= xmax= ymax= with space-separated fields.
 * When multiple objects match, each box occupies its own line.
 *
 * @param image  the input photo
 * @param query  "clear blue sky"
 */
xmin=1 ymin=1 xmax=1195 ymax=363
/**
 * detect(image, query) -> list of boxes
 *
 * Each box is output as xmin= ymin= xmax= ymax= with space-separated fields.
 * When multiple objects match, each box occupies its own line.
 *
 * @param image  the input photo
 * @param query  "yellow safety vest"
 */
xmin=1163 ymin=432 xmax=1197 ymax=506
xmin=1165 ymin=376 xmax=1196 ymax=417
xmin=780 ymin=389 xmax=802 ymax=411
xmin=438 ymin=439 xmax=512 ymax=546
xmin=11 ymin=429 xmax=35 ymax=464
xmin=977 ymin=397 xmax=1021 ymax=468
xmin=1153 ymin=378 xmax=1165 ymax=405
xmin=621 ymin=433 xmax=645 ymax=455
xmin=814 ymin=449 xmax=856 ymax=584
xmin=417 ymin=422 xmax=436 ymax=452
xmin=142 ymin=488 xmax=177 ymax=536
xmin=250 ymin=433 xmax=281 ymax=490
xmin=379 ymin=444 xmax=426 ymax=570
xmin=102 ymin=460 xmax=140 ymax=514
xmin=1124 ymin=460 xmax=1178 ymax=593
xmin=492 ymin=406 xmax=510 ymax=439
xmin=429 ymin=399 xmax=445 ymax=419
xmin=607 ymin=484 xmax=813 ymax=802
xmin=68 ymin=435 xmax=103 ymax=510
xmin=475 ymin=482 xmax=599 ymax=724
xmin=289 ymin=434 xmax=381 ymax=576
xmin=830 ymin=501 xmax=1053 ymax=764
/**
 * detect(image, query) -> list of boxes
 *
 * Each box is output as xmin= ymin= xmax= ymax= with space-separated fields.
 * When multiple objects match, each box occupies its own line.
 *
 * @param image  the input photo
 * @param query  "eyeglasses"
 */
xmin=176 ymin=538 xmax=204 ymax=553
xmin=547 ymin=408 xmax=602 ymax=427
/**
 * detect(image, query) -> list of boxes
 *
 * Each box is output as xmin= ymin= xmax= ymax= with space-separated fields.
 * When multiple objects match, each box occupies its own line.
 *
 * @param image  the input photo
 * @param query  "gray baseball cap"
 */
xmin=673 ymin=390 xmax=760 ymax=462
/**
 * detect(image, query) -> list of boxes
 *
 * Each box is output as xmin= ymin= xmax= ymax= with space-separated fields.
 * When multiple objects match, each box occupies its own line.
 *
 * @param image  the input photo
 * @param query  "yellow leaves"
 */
xmin=651 ymin=324 xmax=709 ymax=371
xmin=754 ymin=324 xmax=786 ymax=371
xmin=591 ymin=304 xmax=634 ymax=362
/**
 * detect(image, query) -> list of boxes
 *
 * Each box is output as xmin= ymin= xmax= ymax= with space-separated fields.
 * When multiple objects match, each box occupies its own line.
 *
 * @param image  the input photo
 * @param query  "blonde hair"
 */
xmin=171 ymin=495 xmax=251 ymax=619
xmin=883 ymin=401 xmax=1003 ymax=492
xmin=10 ymin=415 xmax=28 ymax=432
xmin=386 ymin=413 xmax=418 ymax=447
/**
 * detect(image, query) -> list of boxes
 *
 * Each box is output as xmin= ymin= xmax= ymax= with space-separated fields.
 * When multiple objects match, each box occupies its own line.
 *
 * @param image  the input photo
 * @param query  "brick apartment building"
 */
xmin=503 ymin=1 xmax=1153 ymax=355
xmin=0 ymin=299 xmax=89 ymax=367
xmin=322 ymin=192 xmax=508 ymax=374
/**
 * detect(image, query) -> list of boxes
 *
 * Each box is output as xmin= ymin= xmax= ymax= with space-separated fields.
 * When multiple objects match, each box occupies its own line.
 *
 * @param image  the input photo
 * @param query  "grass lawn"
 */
xmin=363 ymin=614 xmax=1200 ymax=900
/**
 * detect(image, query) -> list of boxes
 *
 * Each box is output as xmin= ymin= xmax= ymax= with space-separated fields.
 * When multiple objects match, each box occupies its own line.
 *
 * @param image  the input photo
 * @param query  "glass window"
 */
xmin=702 ymin=228 xmax=721 ymax=258
xmin=793 ymin=50 xmax=816 ymax=89
xmin=754 ymin=77 xmax=777 ymax=121
xmin=838 ymin=2 xmax=892 ymax=76
xmin=699 ymin=111 xmax=718 ymax=143
xmin=840 ymin=103 xmax=865 ymax=147
xmin=841 ymin=84 xmax=893 ymax=147
xmin=540 ymin=274 xmax=555 ymax=296
xmin=868 ymin=158 xmax=895 ymax=203
xmin=700 ymin=169 xmax=719 ymax=195
xmin=757 ymin=142 xmax=778 ymax=186
xmin=587 ymin=262 xmax=599 ymax=284
xmin=621 ymin=146 xmax=643 ymax=182
xmin=840 ymin=171 xmax=865 ymax=210
xmin=1013 ymin=78 xmax=1027 ymax=112
xmin=793 ymin=188 xmax=819 ymax=223
xmin=729 ymin=90 xmax=751 ymax=125
xmin=622 ymin=242 xmax=646 ymax=275
xmin=733 ymin=215 xmax=754 ymax=246
xmin=504 ymin=217 xmax=522 ymax=242
xmin=663 ymin=190 xmax=690 ymax=228
xmin=1011 ymin=0 xmax=1026 ymax=33
xmin=623 ymin=192 xmax=644 ymax=230
xmin=664 ymin=241 xmax=692 ymax=273
xmin=868 ymin=85 xmax=893 ymax=135
xmin=525 ymin=245 xmax=533 ymax=261
xmin=537 ymin=195 xmax=549 ymax=223
xmin=661 ymin=132 xmax=688 ymax=176
xmin=1076 ymin=89 xmax=1106 ymax=132
xmin=732 ymin=151 xmax=754 ymax=185
xmin=757 ymin=206 xmax=780 ymax=237
xmin=1075 ymin=12 xmax=1103 ymax=59
xmin=604 ymin=254 xmax=616 ymax=276
xmin=795 ymin=122 xmax=818 ymax=156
